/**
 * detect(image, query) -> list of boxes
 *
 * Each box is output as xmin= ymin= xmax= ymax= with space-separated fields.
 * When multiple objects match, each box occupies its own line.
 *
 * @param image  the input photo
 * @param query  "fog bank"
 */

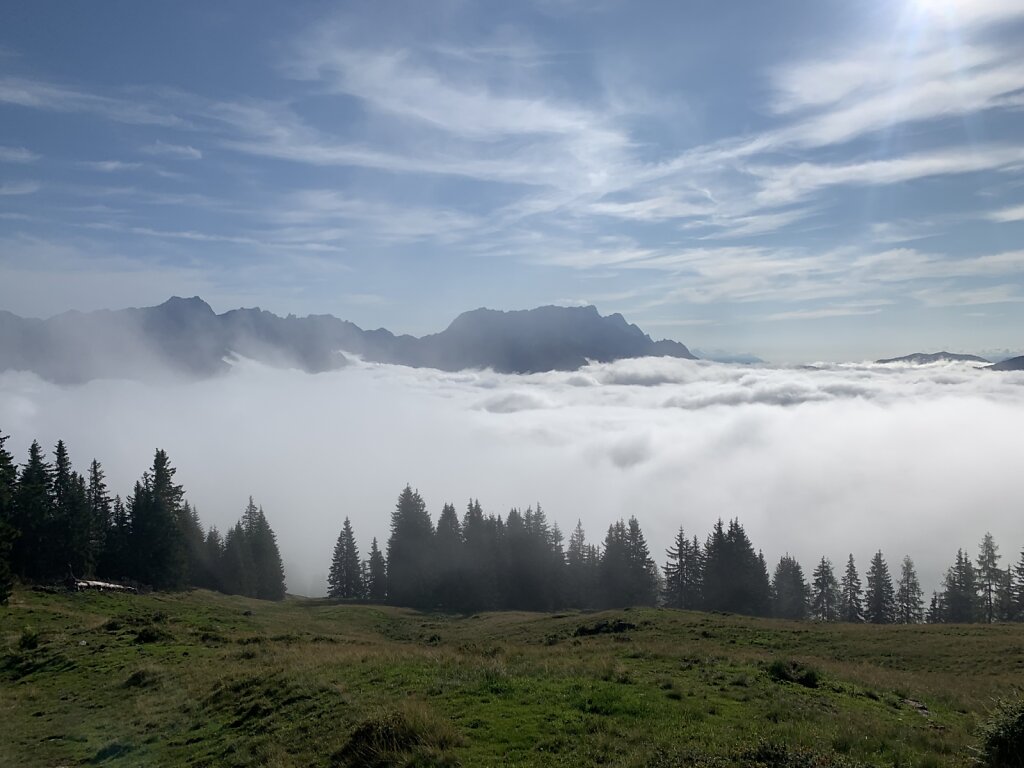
xmin=1 ymin=357 xmax=1022 ymax=598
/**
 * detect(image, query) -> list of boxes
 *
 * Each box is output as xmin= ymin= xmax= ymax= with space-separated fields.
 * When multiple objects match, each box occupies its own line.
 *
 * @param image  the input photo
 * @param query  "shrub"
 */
xmin=331 ymin=703 xmax=462 ymax=768
xmin=977 ymin=694 xmax=1024 ymax=767
xmin=766 ymin=658 xmax=819 ymax=688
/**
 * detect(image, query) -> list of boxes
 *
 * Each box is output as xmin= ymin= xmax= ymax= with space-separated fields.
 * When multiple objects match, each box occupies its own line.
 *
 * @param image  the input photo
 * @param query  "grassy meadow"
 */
xmin=2 ymin=587 xmax=1022 ymax=767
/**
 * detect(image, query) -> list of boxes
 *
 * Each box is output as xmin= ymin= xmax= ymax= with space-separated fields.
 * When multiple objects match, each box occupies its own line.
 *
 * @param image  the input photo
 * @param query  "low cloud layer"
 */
xmin=2 ymin=357 xmax=1023 ymax=598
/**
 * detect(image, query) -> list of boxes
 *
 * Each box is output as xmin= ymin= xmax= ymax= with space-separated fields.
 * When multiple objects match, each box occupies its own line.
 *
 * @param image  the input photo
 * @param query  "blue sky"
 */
xmin=1 ymin=0 xmax=1023 ymax=361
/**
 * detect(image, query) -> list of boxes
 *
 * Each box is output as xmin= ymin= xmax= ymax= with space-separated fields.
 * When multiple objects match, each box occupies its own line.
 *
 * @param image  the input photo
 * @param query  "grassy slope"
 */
xmin=1 ymin=588 xmax=1021 ymax=767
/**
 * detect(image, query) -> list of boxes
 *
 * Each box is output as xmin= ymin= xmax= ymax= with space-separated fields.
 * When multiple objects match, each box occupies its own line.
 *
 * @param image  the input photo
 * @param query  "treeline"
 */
xmin=329 ymin=485 xmax=1024 ymax=624
xmin=0 ymin=432 xmax=285 ymax=604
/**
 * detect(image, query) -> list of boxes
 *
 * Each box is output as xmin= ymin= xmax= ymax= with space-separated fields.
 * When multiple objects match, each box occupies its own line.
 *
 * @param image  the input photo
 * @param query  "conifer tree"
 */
xmin=244 ymin=501 xmax=286 ymax=600
xmin=368 ymin=537 xmax=388 ymax=597
xmin=926 ymin=591 xmax=944 ymax=623
xmin=810 ymin=557 xmax=840 ymax=621
xmin=12 ymin=441 xmax=52 ymax=581
xmin=98 ymin=495 xmax=130 ymax=580
xmin=200 ymin=527 xmax=224 ymax=591
xmin=386 ymin=486 xmax=435 ymax=609
xmin=328 ymin=517 xmax=363 ymax=599
xmin=433 ymin=503 xmax=463 ymax=609
xmin=976 ymin=532 xmax=1001 ymax=624
xmin=839 ymin=554 xmax=864 ymax=623
xmin=942 ymin=548 xmax=979 ymax=623
xmin=49 ymin=441 xmax=93 ymax=578
xmin=702 ymin=519 xmax=771 ymax=617
xmin=625 ymin=516 xmax=658 ymax=607
xmin=179 ymin=502 xmax=208 ymax=588
xmin=996 ymin=567 xmax=1014 ymax=623
xmin=663 ymin=527 xmax=703 ymax=610
xmin=366 ymin=537 xmax=387 ymax=602
xmin=0 ymin=431 xmax=16 ymax=604
xmin=566 ymin=520 xmax=596 ymax=609
xmin=864 ymin=550 xmax=895 ymax=624
xmin=127 ymin=450 xmax=187 ymax=590
xmin=772 ymin=554 xmax=809 ymax=620
xmin=895 ymin=555 xmax=923 ymax=624
xmin=1013 ymin=549 xmax=1024 ymax=622
xmin=221 ymin=521 xmax=256 ymax=596
xmin=86 ymin=460 xmax=111 ymax=577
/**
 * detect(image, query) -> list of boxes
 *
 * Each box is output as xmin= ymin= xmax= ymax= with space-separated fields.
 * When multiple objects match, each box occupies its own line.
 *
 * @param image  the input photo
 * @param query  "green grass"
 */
xmin=2 ymin=588 xmax=1022 ymax=767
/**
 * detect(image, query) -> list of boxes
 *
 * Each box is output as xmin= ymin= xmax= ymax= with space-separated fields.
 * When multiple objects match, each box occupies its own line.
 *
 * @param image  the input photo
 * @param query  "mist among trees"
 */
xmin=2 ymin=428 xmax=1021 ymax=626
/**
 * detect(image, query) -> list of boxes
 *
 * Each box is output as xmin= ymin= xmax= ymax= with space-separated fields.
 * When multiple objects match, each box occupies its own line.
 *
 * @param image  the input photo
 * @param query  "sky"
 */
xmin=1 ymin=1 xmax=1023 ymax=361
xmin=2 ymin=356 xmax=1023 ymax=597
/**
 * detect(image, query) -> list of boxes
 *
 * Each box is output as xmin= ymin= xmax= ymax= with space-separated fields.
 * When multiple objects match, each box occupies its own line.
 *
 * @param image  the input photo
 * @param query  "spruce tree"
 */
xmin=0 ymin=431 xmax=16 ymax=604
xmin=864 ymin=550 xmax=895 ymax=624
xmin=86 ymin=460 xmax=111 ymax=577
xmin=702 ymin=519 xmax=771 ymax=617
xmin=664 ymin=527 xmax=703 ymax=610
xmin=98 ymin=495 xmax=130 ymax=581
xmin=839 ymin=554 xmax=864 ymax=623
xmin=942 ymin=549 xmax=979 ymax=623
xmin=246 ymin=503 xmax=286 ymax=600
xmin=895 ymin=555 xmax=923 ymax=624
xmin=772 ymin=554 xmax=809 ymax=620
xmin=1013 ymin=549 xmax=1024 ymax=622
xmin=810 ymin=557 xmax=840 ymax=621
xmin=328 ymin=517 xmax=363 ymax=599
xmin=201 ymin=527 xmax=224 ymax=591
xmin=366 ymin=537 xmax=387 ymax=602
xmin=12 ymin=441 xmax=52 ymax=581
xmin=433 ymin=503 xmax=463 ymax=609
xmin=127 ymin=450 xmax=187 ymax=590
xmin=221 ymin=522 xmax=256 ymax=596
xmin=625 ymin=516 xmax=658 ymax=607
xmin=976 ymin=532 xmax=1001 ymax=624
xmin=996 ymin=567 xmax=1014 ymax=623
xmin=386 ymin=486 xmax=435 ymax=609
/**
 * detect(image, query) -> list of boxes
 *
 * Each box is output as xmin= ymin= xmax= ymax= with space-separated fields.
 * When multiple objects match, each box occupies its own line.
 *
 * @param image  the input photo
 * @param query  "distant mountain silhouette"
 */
xmin=875 ymin=351 xmax=990 ymax=365
xmin=0 ymin=297 xmax=696 ymax=382
xmin=988 ymin=356 xmax=1024 ymax=371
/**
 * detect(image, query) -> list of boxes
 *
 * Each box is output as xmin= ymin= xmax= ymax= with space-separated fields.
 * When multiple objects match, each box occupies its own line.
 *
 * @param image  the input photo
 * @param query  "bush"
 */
xmin=17 ymin=627 xmax=39 ymax=651
xmin=977 ymin=695 xmax=1024 ymax=767
xmin=331 ymin=704 xmax=462 ymax=768
xmin=766 ymin=658 xmax=819 ymax=688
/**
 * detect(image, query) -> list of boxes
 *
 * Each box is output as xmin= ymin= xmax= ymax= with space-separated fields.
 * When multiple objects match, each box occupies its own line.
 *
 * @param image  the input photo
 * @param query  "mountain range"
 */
xmin=0 ymin=297 xmax=696 ymax=383
xmin=875 ymin=351 xmax=991 ymax=365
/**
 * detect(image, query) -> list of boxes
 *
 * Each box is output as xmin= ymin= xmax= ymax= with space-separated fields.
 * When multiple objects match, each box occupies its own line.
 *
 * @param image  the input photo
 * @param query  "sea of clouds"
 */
xmin=1 ymin=356 xmax=1023 ymax=598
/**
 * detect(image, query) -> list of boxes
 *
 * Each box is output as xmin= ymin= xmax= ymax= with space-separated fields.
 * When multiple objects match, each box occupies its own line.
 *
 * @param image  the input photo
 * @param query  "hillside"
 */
xmin=989 ymin=355 xmax=1024 ymax=371
xmin=0 ymin=298 xmax=695 ymax=383
xmin=2 ymin=588 xmax=1020 ymax=767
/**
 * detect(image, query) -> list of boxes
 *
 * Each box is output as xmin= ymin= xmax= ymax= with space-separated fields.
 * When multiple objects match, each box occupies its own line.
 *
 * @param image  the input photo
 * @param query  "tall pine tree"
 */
xmin=810 ymin=557 xmax=840 ymax=622
xmin=976 ymin=533 xmax=1001 ymax=624
xmin=328 ymin=517 xmax=363 ymax=599
xmin=839 ymin=554 xmax=864 ymax=623
xmin=0 ymin=431 xmax=17 ymax=604
xmin=895 ymin=555 xmax=923 ymax=624
xmin=772 ymin=554 xmax=809 ymax=620
xmin=365 ymin=537 xmax=387 ymax=602
xmin=386 ymin=486 xmax=435 ymax=609
xmin=864 ymin=550 xmax=895 ymax=624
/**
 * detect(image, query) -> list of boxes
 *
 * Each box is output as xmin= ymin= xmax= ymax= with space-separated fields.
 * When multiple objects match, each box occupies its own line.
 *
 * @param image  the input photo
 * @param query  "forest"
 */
xmin=0 ymin=430 xmax=1019 ymax=627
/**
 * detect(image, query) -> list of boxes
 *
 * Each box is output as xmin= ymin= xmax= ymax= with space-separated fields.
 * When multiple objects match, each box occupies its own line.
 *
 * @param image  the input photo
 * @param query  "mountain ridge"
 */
xmin=874 ymin=351 xmax=990 ymax=365
xmin=0 ymin=297 xmax=696 ymax=383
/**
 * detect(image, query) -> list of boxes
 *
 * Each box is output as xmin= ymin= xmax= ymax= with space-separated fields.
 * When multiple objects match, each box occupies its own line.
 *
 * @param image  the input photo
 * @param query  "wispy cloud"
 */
xmin=0 ymin=145 xmax=39 ymax=163
xmin=0 ymin=181 xmax=40 ymax=196
xmin=988 ymin=203 xmax=1024 ymax=223
xmin=0 ymin=76 xmax=184 ymax=126
xmin=141 ymin=140 xmax=202 ymax=160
